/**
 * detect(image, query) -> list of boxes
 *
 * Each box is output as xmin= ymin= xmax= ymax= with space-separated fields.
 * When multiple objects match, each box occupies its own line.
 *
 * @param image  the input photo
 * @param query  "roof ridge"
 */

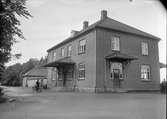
xmin=47 ymin=16 xmax=160 ymax=52
xmin=103 ymin=17 xmax=160 ymax=40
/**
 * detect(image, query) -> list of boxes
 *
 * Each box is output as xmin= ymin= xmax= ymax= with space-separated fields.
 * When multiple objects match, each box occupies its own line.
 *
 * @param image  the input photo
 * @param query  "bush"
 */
xmin=0 ymin=87 xmax=6 ymax=103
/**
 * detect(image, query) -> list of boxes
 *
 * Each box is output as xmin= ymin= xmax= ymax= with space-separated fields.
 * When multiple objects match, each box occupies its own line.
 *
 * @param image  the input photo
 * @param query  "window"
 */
xmin=141 ymin=65 xmax=150 ymax=80
xmin=78 ymin=39 xmax=86 ymax=54
xmin=52 ymin=68 xmax=57 ymax=80
xmin=67 ymin=45 xmax=72 ymax=57
xmin=141 ymin=42 xmax=148 ymax=55
xmin=60 ymin=47 xmax=65 ymax=57
xmin=53 ymin=51 xmax=56 ymax=61
xmin=111 ymin=36 xmax=120 ymax=51
xmin=78 ymin=63 xmax=85 ymax=80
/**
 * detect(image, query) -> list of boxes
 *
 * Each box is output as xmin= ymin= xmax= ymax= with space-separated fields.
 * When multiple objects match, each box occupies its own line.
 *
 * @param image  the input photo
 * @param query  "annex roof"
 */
xmin=23 ymin=67 xmax=48 ymax=78
xmin=159 ymin=62 xmax=167 ymax=68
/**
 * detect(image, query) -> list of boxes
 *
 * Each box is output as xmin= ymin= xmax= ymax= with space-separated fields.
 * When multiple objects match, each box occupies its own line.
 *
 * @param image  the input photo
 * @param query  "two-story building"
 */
xmin=44 ymin=10 xmax=160 ymax=92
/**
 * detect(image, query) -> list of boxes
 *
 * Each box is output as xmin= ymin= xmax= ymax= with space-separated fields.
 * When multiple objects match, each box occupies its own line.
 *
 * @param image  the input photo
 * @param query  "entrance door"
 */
xmin=63 ymin=71 xmax=67 ymax=86
xmin=113 ymin=69 xmax=121 ymax=88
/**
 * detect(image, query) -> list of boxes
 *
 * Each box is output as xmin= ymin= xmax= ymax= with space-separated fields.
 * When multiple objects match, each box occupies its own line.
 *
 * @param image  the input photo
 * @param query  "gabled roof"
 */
xmin=23 ymin=67 xmax=47 ymax=78
xmin=47 ymin=17 xmax=160 ymax=52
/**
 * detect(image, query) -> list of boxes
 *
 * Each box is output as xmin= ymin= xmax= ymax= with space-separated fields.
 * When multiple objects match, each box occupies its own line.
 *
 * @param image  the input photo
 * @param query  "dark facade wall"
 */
xmin=47 ymin=30 xmax=96 ymax=91
xmin=96 ymin=28 xmax=160 ymax=91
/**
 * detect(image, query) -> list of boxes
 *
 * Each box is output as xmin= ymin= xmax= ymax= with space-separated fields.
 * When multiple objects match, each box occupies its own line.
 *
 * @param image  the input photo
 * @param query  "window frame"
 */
xmin=53 ymin=51 xmax=57 ymax=61
xmin=67 ymin=44 xmax=72 ymax=57
xmin=60 ymin=47 xmax=65 ymax=57
xmin=111 ymin=36 xmax=120 ymax=51
xmin=78 ymin=39 xmax=86 ymax=54
xmin=140 ymin=64 xmax=151 ymax=81
xmin=78 ymin=63 xmax=85 ymax=80
xmin=52 ymin=68 xmax=57 ymax=81
xmin=141 ymin=42 xmax=148 ymax=56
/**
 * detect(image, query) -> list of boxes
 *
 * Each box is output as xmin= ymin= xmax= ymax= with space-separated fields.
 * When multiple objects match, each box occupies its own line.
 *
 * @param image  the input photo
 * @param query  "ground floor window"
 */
xmin=78 ymin=63 xmax=85 ymax=80
xmin=141 ymin=65 xmax=150 ymax=80
xmin=52 ymin=68 xmax=57 ymax=81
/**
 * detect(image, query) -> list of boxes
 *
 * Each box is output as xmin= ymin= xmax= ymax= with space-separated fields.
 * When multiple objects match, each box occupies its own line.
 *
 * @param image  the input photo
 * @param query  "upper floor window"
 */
xmin=67 ymin=45 xmax=72 ymax=57
xmin=78 ymin=63 xmax=85 ymax=80
xmin=141 ymin=42 xmax=148 ymax=55
xmin=111 ymin=36 xmax=120 ymax=51
xmin=78 ymin=39 xmax=86 ymax=54
xmin=53 ymin=51 xmax=56 ymax=61
xmin=60 ymin=47 xmax=65 ymax=57
xmin=141 ymin=65 xmax=150 ymax=81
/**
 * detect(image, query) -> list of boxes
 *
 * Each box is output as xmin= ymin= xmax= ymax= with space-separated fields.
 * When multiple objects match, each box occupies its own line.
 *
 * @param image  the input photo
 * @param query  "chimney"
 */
xmin=70 ymin=30 xmax=79 ymax=37
xmin=83 ymin=21 xmax=89 ymax=29
xmin=101 ymin=10 xmax=107 ymax=20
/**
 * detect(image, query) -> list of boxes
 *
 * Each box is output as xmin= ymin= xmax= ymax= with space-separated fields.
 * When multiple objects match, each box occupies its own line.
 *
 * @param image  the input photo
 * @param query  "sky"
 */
xmin=7 ymin=0 xmax=166 ymax=81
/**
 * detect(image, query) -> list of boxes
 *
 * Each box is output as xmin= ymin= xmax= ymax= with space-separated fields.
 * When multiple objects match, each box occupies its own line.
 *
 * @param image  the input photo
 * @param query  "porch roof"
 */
xmin=43 ymin=57 xmax=75 ymax=67
xmin=105 ymin=52 xmax=137 ymax=62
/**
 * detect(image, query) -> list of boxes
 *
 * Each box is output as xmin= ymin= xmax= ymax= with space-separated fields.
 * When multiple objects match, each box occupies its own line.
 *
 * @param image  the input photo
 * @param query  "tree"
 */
xmin=0 ymin=0 xmax=32 ymax=65
xmin=1 ymin=58 xmax=40 ymax=86
xmin=2 ymin=63 xmax=22 ymax=86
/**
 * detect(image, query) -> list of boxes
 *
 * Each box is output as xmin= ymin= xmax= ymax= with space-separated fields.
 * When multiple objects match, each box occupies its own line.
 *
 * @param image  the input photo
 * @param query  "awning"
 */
xmin=105 ymin=52 xmax=137 ymax=62
xmin=43 ymin=57 xmax=75 ymax=67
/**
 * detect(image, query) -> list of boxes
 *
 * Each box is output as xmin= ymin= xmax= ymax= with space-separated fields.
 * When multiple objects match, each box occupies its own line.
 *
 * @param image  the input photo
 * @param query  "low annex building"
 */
xmin=22 ymin=67 xmax=48 ymax=88
xmin=44 ymin=10 xmax=160 ymax=92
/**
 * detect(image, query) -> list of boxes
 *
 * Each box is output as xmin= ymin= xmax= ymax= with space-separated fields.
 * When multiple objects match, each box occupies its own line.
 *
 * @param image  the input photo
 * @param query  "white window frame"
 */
xmin=141 ymin=42 xmax=148 ymax=55
xmin=60 ymin=47 xmax=65 ymax=57
xmin=78 ymin=39 xmax=86 ymax=54
xmin=111 ymin=36 xmax=120 ymax=51
xmin=67 ymin=45 xmax=72 ymax=57
xmin=78 ymin=63 xmax=85 ymax=80
xmin=52 ymin=68 xmax=57 ymax=80
xmin=141 ymin=65 xmax=151 ymax=81
xmin=53 ymin=51 xmax=56 ymax=61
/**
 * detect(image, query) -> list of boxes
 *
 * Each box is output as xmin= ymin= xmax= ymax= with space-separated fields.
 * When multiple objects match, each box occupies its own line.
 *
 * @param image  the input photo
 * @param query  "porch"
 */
xmin=104 ymin=52 xmax=137 ymax=91
xmin=44 ymin=57 xmax=76 ymax=90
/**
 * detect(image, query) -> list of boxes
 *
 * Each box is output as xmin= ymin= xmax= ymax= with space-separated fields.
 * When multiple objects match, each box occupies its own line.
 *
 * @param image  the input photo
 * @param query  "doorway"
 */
xmin=110 ymin=62 xmax=123 ymax=88
xmin=113 ymin=69 xmax=121 ymax=88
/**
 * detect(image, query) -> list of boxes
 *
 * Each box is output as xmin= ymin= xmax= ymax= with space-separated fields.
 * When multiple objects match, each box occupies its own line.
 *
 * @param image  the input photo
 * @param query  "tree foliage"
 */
xmin=1 ymin=57 xmax=47 ymax=86
xmin=0 ymin=0 xmax=32 ymax=64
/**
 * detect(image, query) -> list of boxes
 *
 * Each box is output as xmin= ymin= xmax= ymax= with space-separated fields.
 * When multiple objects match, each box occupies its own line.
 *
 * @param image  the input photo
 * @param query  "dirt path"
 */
xmin=0 ymin=87 xmax=166 ymax=119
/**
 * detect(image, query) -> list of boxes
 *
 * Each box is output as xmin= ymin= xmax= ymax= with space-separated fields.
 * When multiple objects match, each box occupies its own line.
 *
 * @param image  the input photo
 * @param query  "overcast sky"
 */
xmin=7 ymin=0 xmax=166 ymax=80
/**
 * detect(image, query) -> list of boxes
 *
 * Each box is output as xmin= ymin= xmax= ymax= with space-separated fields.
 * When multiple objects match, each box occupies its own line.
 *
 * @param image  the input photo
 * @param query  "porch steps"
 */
xmin=55 ymin=87 xmax=74 ymax=92
xmin=105 ymin=88 xmax=128 ymax=93
xmin=112 ymin=89 xmax=128 ymax=93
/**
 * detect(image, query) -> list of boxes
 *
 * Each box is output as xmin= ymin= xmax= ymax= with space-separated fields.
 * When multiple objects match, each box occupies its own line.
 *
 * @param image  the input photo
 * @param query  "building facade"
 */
xmin=44 ymin=10 xmax=160 ymax=92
